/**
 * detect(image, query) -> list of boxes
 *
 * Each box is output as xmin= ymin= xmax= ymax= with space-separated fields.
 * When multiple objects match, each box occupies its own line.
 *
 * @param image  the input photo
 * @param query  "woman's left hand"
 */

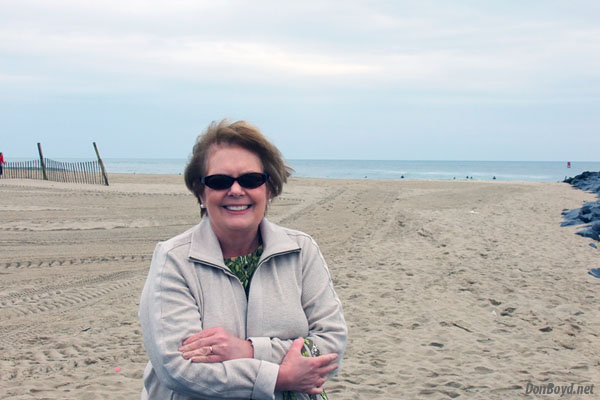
xmin=179 ymin=326 xmax=254 ymax=363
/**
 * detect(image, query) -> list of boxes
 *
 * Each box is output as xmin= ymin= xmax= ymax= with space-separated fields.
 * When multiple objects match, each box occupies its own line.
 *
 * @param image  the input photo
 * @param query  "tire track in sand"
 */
xmin=0 ymin=269 xmax=145 ymax=324
xmin=1 ymin=254 xmax=149 ymax=270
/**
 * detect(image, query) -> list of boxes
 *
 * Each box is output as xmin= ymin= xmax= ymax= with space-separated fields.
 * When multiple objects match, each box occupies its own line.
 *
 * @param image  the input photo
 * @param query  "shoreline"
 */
xmin=0 ymin=172 xmax=575 ymax=186
xmin=1 ymin=175 xmax=598 ymax=399
xmin=105 ymin=171 xmax=575 ymax=183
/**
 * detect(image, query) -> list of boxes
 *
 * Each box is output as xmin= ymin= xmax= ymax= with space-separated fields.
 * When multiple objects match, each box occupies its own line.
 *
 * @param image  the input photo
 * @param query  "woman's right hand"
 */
xmin=275 ymin=338 xmax=339 ymax=395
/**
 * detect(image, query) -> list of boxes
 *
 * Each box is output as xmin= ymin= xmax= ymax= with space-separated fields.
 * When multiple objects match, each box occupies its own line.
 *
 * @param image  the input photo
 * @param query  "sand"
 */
xmin=1 ymin=174 xmax=598 ymax=399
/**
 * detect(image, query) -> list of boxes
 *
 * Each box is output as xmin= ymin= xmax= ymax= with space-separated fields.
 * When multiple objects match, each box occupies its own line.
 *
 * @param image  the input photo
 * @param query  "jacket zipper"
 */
xmin=246 ymin=248 xmax=300 ymax=297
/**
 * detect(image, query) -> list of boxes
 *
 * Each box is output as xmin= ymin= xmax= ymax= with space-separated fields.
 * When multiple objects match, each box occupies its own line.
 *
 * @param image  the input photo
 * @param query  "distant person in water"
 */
xmin=0 ymin=152 xmax=5 ymax=176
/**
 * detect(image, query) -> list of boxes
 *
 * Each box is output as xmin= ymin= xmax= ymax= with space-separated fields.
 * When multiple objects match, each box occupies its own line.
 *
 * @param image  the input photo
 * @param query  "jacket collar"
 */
xmin=188 ymin=217 xmax=300 ymax=268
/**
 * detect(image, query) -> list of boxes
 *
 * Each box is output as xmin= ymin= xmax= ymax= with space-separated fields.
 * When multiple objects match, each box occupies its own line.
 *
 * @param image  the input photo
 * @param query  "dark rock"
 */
xmin=577 ymin=227 xmax=600 ymax=241
xmin=560 ymin=208 xmax=581 ymax=226
xmin=563 ymin=171 xmax=600 ymax=194
xmin=562 ymin=171 xmax=600 ymax=243
xmin=575 ymin=219 xmax=600 ymax=241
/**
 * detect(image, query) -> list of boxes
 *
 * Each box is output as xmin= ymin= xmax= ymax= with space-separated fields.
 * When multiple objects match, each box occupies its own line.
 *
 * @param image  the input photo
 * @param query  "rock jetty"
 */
xmin=562 ymin=171 xmax=600 ymax=242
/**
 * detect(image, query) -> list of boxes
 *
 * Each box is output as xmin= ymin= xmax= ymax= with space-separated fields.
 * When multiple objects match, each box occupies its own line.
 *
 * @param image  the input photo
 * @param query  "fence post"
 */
xmin=93 ymin=142 xmax=109 ymax=186
xmin=37 ymin=142 xmax=48 ymax=180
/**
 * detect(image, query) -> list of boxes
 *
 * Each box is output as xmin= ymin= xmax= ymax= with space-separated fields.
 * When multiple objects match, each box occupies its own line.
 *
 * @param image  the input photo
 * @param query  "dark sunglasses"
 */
xmin=200 ymin=172 xmax=269 ymax=190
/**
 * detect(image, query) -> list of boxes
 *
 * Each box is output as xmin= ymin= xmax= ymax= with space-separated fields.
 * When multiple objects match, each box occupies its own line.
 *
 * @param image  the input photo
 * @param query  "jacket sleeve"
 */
xmin=139 ymin=242 xmax=280 ymax=399
xmin=246 ymin=337 xmax=294 ymax=365
xmin=249 ymin=236 xmax=347 ymax=372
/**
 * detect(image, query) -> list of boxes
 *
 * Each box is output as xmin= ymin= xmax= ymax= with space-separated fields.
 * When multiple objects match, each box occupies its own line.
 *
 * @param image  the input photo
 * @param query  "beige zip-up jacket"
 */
xmin=139 ymin=217 xmax=347 ymax=399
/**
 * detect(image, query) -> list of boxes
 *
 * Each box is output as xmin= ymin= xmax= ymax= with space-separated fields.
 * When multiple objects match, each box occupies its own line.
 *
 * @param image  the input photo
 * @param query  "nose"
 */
xmin=227 ymin=180 xmax=245 ymax=195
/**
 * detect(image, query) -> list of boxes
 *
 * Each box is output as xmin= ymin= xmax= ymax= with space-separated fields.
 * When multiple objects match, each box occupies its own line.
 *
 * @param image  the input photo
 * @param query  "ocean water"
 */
xmin=99 ymin=158 xmax=600 ymax=182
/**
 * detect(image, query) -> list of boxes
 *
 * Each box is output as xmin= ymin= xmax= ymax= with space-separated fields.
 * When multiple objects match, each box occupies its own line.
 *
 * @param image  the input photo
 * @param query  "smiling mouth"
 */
xmin=223 ymin=205 xmax=251 ymax=211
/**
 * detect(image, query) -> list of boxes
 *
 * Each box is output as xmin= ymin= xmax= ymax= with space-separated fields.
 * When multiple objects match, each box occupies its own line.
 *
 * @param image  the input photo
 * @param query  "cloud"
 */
xmin=0 ymin=0 xmax=599 ymax=100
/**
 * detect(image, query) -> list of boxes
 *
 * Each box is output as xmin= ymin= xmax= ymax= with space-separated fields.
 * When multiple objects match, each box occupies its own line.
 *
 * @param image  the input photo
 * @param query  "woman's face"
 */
xmin=200 ymin=144 xmax=269 ymax=242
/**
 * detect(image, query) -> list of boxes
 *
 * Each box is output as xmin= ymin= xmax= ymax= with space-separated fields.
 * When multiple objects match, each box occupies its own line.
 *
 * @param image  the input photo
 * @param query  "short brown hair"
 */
xmin=184 ymin=119 xmax=293 ymax=216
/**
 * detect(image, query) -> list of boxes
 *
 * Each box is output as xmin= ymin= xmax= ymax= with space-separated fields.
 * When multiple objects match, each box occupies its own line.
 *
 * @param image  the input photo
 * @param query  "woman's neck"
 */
xmin=216 ymin=229 xmax=261 ymax=259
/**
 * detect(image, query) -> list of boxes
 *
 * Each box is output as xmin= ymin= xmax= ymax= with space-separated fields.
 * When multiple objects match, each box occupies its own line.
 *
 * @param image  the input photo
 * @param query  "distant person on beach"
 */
xmin=139 ymin=120 xmax=347 ymax=399
xmin=0 ymin=152 xmax=5 ymax=176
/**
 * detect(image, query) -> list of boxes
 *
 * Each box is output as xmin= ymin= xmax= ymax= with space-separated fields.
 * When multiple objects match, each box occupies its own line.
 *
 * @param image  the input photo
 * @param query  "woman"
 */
xmin=139 ymin=120 xmax=347 ymax=399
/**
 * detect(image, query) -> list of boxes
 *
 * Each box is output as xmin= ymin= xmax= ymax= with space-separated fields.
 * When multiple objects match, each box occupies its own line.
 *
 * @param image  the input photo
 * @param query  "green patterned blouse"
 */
xmin=223 ymin=249 xmax=329 ymax=400
xmin=224 ymin=246 xmax=264 ymax=297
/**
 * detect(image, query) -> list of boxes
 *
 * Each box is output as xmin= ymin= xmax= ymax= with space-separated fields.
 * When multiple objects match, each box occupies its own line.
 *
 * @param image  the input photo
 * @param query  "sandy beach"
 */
xmin=1 ymin=174 xmax=598 ymax=399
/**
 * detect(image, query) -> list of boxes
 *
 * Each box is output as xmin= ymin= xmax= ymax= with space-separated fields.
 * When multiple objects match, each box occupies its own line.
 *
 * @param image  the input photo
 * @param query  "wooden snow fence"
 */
xmin=1 ymin=158 xmax=108 ymax=185
xmin=0 ymin=142 xmax=109 ymax=186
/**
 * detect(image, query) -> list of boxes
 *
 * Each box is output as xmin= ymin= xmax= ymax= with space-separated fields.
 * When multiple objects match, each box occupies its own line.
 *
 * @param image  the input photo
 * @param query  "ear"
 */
xmin=266 ymin=185 xmax=273 ymax=203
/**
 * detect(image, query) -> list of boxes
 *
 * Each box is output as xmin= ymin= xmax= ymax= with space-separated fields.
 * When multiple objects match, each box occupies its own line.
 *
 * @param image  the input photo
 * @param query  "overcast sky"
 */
xmin=1 ymin=0 xmax=599 ymax=161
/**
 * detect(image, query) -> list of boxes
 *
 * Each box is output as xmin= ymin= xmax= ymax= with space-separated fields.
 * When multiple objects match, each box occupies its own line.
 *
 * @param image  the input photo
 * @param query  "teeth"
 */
xmin=225 ymin=205 xmax=250 ymax=211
